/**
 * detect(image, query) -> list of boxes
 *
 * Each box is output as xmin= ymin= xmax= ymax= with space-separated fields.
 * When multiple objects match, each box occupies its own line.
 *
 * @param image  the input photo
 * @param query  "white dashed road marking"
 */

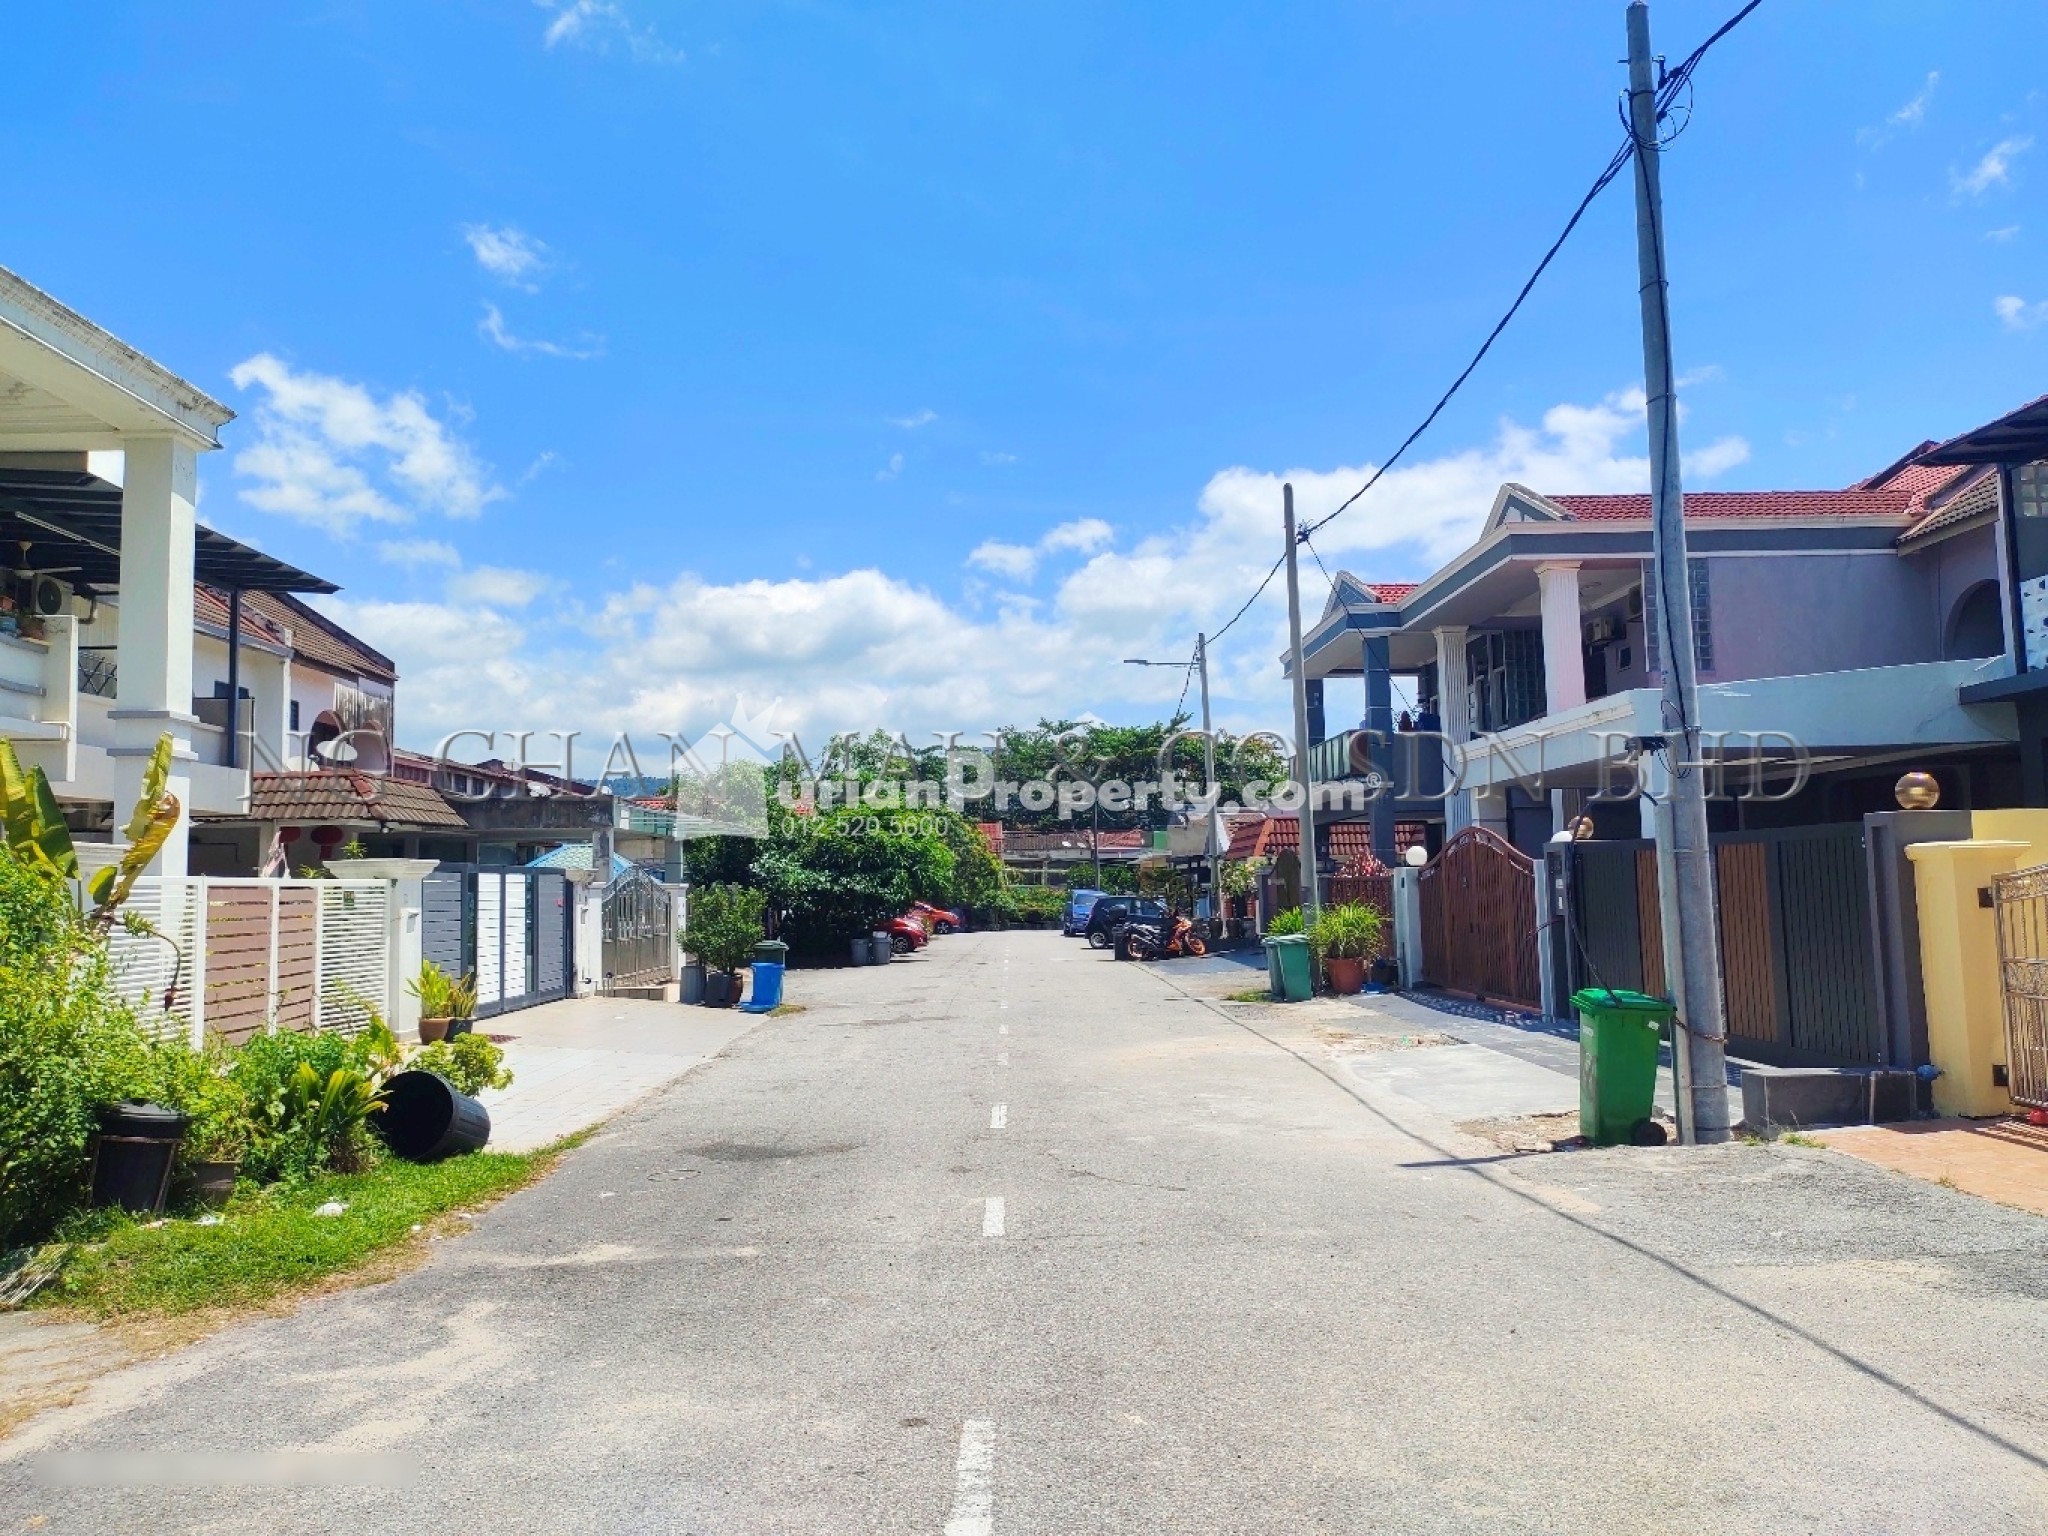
xmin=996 ymin=1052 xmax=1009 ymax=1067
xmin=945 ymin=1418 xmax=995 ymax=1536
xmin=982 ymin=1198 xmax=1005 ymax=1237
xmin=990 ymin=1104 xmax=1007 ymax=1130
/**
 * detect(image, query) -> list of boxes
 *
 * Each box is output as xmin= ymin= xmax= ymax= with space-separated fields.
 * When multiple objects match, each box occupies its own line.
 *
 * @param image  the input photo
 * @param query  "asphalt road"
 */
xmin=5 ymin=931 xmax=2048 ymax=1533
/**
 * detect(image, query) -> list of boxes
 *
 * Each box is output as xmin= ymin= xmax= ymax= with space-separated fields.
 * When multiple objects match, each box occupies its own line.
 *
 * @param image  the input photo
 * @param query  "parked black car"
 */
xmin=1084 ymin=897 xmax=1165 ymax=949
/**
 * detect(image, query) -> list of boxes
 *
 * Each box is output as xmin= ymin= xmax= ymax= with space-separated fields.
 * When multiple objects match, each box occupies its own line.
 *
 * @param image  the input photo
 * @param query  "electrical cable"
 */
xmin=1193 ymin=0 xmax=1766 ymax=682
xmin=1296 ymin=0 xmax=1765 ymax=547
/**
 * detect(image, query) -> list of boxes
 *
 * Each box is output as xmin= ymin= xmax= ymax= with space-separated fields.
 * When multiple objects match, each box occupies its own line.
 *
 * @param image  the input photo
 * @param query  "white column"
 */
xmin=1535 ymin=561 xmax=1586 ymax=716
xmin=1433 ymin=625 xmax=1471 ymax=835
xmin=111 ymin=436 xmax=199 ymax=876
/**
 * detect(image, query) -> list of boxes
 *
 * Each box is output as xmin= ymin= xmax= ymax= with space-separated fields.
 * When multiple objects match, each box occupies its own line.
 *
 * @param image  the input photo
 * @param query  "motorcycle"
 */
xmin=1117 ymin=914 xmax=1208 ymax=962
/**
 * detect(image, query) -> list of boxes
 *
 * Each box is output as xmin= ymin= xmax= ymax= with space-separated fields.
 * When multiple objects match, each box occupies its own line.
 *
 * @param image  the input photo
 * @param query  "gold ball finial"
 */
xmin=1895 ymin=771 xmax=1940 ymax=810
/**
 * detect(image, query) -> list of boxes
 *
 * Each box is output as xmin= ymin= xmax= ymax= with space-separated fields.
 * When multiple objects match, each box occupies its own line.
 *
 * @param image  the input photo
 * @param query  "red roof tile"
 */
xmin=1359 ymin=582 xmax=1417 ymax=604
xmin=194 ymin=584 xmax=290 ymax=648
xmin=1223 ymin=814 xmax=1381 ymax=869
xmin=247 ymin=771 xmax=468 ymax=829
xmin=1550 ymin=489 xmax=1918 ymax=522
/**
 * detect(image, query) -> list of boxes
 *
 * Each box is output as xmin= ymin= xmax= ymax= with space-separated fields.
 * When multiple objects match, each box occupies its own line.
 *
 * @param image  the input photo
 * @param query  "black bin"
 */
xmin=90 ymin=1101 xmax=189 ymax=1215
xmin=373 ymin=1070 xmax=492 ymax=1162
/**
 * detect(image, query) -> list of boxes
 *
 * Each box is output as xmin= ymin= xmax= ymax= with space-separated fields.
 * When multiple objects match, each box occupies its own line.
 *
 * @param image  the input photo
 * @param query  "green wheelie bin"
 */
xmin=1263 ymin=934 xmax=1315 ymax=1003
xmin=1573 ymin=987 xmax=1673 ymax=1146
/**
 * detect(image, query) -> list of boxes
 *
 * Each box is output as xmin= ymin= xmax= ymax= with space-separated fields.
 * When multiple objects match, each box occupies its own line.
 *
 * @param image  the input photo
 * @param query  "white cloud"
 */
xmin=965 ymin=541 xmax=1038 ymax=580
xmin=462 ymin=224 xmax=549 ymax=290
xmin=226 ymin=354 xmax=504 ymax=534
xmin=1954 ymin=135 xmax=2033 ymax=197
xmin=478 ymin=302 xmax=605 ymax=360
xmin=449 ymin=565 xmax=550 ymax=607
xmin=875 ymin=452 xmax=905 ymax=482
xmin=378 ymin=538 xmax=463 ymax=569
xmin=980 ymin=450 xmax=1019 ymax=466
xmin=1040 ymin=518 xmax=1114 ymax=555
xmin=330 ymin=385 xmax=1758 ymax=751
xmin=890 ymin=409 xmax=938 ymax=430
xmin=1859 ymin=72 xmax=1938 ymax=148
xmin=1987 ymin=225 xmax=2022 ymax=242
xmin=535 ymin=0 xmax=681 ymax=63
xmin=967 ymin=517 xmax=1116 ymax=582
xmin=1997 ymin=294 xmax=2048 ymax=331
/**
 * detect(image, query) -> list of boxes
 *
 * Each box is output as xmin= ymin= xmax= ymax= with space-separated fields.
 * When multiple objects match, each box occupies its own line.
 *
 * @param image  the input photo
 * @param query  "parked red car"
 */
xmin=910 ymin=900 xmax=963 ymax=934
xmin=885 ymin=914 xmax=929 ymax=955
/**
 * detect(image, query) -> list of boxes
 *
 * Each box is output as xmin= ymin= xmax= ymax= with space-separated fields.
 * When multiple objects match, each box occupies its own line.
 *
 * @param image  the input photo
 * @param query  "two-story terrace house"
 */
xmin=1292 ymin=429 xmax=2021 ymax=865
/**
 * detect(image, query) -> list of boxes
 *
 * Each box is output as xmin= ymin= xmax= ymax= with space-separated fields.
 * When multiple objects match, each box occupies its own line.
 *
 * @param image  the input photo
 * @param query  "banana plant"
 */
xmin=0 ymin=739 xmax=79 ymax=881
xmin=85 ymin=733 xmax=180 ymax=929
xmin=0 ymin=732 xmax=181 ymax=931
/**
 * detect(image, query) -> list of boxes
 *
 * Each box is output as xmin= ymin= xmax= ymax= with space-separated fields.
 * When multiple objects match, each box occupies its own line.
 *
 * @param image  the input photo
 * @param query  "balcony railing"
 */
xmin=79 ymin=646 xmax=117 ymax=699
xmin=1304 ymin=728 xmax=1444 ymax=802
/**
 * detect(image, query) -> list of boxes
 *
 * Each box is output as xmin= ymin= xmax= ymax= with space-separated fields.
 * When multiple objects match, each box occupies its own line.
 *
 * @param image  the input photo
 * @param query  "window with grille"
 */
xmin=1641 ymin=559 xmax=1713 ymax=676
xmin=2018 ymin=462 xmax=2048 ymax=519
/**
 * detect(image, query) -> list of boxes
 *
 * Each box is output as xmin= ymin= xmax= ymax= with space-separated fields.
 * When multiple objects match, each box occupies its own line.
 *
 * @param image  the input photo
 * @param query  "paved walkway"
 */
xmin=1816 ymin=1117 xmax=2048 ymax=1218
xmin=476 ymin=994 xmax=760 ymax=1151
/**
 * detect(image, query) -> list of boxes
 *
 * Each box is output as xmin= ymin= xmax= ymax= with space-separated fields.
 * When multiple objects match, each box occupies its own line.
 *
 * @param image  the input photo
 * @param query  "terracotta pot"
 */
xmin=1324 ymin=956 xmax=1366 ymax=995
xmin=418 ymin=1016 xmax=452 ymax=1044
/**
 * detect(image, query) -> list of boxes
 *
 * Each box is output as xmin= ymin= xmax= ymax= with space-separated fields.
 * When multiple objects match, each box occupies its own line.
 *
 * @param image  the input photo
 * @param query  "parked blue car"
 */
xmin=1062 ymin=888 xmax=1106 ymax=937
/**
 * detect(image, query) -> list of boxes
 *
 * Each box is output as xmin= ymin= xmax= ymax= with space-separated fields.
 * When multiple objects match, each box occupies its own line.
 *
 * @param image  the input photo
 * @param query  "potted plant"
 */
xmin=1311 ymin=902 xmax=1384 ymax=996
xmin=682 ymin=884 xmax=764 ymax=1006
xmin=162 ymin=1038 xmax=250 ymax=1210
xmin=407 ymin=958 xmax=477 ymax=1044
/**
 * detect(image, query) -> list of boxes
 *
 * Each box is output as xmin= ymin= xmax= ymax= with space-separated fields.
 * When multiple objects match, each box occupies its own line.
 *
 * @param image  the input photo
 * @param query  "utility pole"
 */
xmin=1282 ymin=483 xmax=1322 ymax=920
xmin=1626 ymin=0 xmax=1731 ymax=1144
xmin=1195 ymin=632 xmax=1224 ymax=931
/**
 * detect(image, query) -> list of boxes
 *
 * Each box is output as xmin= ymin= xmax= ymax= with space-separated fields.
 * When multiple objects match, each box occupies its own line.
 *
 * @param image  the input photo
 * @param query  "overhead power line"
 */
xmin=1296 ymin=0 xmax=1763 ymax=545
xmin=1182 ymin=0 xmax=1766 ymax=697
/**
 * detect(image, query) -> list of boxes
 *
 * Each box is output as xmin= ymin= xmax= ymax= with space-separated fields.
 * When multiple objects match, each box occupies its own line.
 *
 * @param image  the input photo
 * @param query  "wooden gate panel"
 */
xmin=203 ymin=885 xmax=276 ymax=1045
xmin=1417 ymin=827 xmax=1540 ymax=1009
xmin=1714 ymin=841 xmax=1777 ymax=1046
xmin=1634 ymin=848 xmax=1667 ymax=998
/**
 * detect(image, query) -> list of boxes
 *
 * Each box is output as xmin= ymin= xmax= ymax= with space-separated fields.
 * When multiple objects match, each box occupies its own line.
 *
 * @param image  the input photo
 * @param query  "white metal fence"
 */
xmin=100 ymin=877 xmax=393 ymax=1046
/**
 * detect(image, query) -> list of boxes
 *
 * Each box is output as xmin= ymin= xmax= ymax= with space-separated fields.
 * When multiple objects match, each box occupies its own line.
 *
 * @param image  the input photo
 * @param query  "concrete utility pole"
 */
xmin=1626 ymin=0 xmax=1732 ymax=1144
xmin=1282 ymin=483 xmax=1322 ymax=920
xmin=1195 ymin=632 xmax=1224 ymax=928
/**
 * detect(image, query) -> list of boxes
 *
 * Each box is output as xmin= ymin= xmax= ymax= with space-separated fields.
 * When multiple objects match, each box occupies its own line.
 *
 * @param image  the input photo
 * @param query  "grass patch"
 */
xmin=1779 ymin=1131 xmax=1826 ymax=1149
xmin=1224 ymin=988 xmax=1274 ymax=1004
xmin=39 ymin=1136 xmax=582 ymax=1322
xmin=768 ymin=1002 xmax=808 ymax=1016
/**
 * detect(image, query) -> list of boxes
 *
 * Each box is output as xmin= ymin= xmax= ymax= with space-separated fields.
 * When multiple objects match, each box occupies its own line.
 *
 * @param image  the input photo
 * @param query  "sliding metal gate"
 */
xmin=1565 ymin=825 xmax=1884 ymax=1068
xmin=421 ymin=865 xmax=572 ymax=1019
xmin=601 ymin=867 xmax=675 ymax=992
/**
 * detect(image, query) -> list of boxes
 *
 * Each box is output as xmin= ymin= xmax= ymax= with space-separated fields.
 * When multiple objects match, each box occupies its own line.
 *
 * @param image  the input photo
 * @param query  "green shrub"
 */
xmin=0 ymin=846 xmax=165 ymax=1247
xmin=1310 ymin=902 xmax=1384 ymax=963
xmin=682 ymin=884 xmax=765 ymax=975
xmin=231 ymin=1029 xmax=385 ymax=1184
xmin=1266 ymin=906 xmax=1305 ymax=937
xmin=407 ymin=959 xmax=476 ymax=1021
xmin=409 ymin=1033 xmax=513 ymax=1097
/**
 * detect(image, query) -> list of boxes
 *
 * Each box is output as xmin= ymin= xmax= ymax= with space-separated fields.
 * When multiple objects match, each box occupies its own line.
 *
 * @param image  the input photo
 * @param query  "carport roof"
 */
xmin=0 ymin=467 xmax=337 ymax=594
xmin=1916 ymin=394 xmax=2048 ymax=467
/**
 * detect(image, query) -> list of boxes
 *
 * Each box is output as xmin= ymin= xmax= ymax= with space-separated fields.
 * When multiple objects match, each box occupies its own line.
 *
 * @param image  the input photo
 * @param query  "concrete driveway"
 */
xmin=4 ymin=932 xmax=2046 ymax=1533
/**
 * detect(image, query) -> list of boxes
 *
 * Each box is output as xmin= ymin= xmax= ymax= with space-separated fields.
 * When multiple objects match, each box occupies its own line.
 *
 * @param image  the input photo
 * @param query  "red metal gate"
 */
xmin=1418 ymin=827 xmax=1541 ymax=1009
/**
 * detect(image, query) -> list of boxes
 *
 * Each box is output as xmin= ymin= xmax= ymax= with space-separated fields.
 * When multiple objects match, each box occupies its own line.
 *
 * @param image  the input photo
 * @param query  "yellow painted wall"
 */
xmin=1905 ymin=839 xmax=2021 ymax=1118
xmin=1969 ymin=809 xmax=2048 ymax=848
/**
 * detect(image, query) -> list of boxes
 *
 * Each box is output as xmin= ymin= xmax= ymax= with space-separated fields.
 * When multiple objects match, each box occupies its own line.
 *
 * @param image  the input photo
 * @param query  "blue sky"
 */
xmin=5 ymin=1 xmax=2044 ymax=754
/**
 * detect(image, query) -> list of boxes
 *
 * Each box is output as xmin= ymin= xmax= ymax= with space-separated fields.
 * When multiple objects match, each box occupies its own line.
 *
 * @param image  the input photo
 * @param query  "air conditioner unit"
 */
xmin=1585 ymin=616 xmax=1619 ymax=647
xmin=33 ymin=576 xmax=67 ymax=616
